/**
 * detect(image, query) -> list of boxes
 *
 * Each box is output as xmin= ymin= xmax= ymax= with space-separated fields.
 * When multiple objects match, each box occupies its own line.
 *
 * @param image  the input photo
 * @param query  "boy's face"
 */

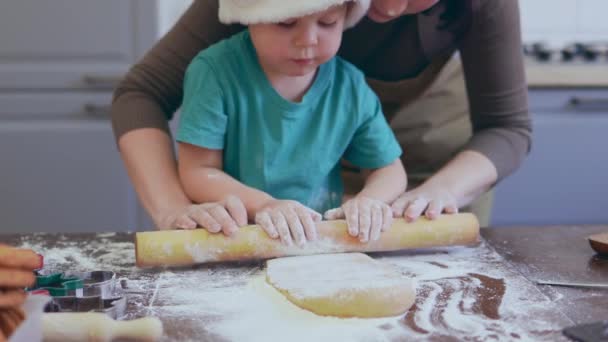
xmin=249 ymin=5 xmax=348 ymax=77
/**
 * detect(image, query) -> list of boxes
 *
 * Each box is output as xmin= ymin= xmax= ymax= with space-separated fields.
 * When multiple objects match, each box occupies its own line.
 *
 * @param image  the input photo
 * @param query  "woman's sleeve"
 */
xmin=459 ymin=0 xmax=532 ymax=181
xmin=110 ymin=0 xmax=241 ymax=142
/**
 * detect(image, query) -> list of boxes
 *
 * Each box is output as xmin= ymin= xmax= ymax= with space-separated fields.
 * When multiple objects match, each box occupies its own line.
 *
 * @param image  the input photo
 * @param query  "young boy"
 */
xmin=176 ymin=0 xmax=407 ymax=246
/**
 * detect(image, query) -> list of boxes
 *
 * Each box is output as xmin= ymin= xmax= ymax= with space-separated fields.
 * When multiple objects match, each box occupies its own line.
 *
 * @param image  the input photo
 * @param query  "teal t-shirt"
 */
xmin=177 ymin=30 xmax=402 ymax=213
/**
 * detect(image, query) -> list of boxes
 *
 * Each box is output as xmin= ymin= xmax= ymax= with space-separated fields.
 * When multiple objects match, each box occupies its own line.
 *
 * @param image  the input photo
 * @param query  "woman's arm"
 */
xmin=177 ymin=143 xmax=274 ymax=220
xmin=110 ymin=1 xmax=244 ymax=229
xmin=393 ymin=0 xmax=531 ymax=221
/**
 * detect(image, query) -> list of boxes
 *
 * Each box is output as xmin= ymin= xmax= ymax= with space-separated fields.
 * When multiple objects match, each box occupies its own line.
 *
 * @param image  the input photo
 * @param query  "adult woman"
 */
xmin=111 ymin=0 xmax=530 ymax=232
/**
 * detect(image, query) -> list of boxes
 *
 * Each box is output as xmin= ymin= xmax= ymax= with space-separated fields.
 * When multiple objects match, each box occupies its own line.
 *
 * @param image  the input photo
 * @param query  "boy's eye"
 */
xmin=278 ymin=20 xmax=296 ymax=28
xmin=319 ymin=20 xmax=338 ymax=27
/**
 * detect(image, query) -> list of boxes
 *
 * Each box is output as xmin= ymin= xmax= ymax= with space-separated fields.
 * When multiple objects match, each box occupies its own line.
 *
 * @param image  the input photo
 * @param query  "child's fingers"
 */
xmin=370 ymin=204 xmax=383 ymax=242
xmin=297 ymin=207 xmax=318 ymax=241
xmin=344 ymin=202 xmax=360 ymax=238
xmin=444 ymin=203 xmax=459 ymax=214
xmin=192 ymin=210 xmax=221 ymax=233
xmin=284 ymin=208 xmax=306 ymax=246
xmin=209 ymin=206 xmax=238 ymax=235
xmin=255 ymin=212 xmax=279 ymax=240
xmin=0 ymin=245 xmax=42 ymax=270
xmin=0 ymin=269 xmax=36 ymax=289
xmin=224 ymin=195 xmax=248 ymax=227
xmin=382 ymin=205 xmax=393 ymax=232
xmin=323 ymin=208 xmax=343 ymax=220
xmin=0 ymin=289 xmax=27 ymax=308
xmin=174 ymin=214 xmax=197 ymax=230
xmin=271 ymin=211 xmax=293 ymax=246
xmin=358 ymin=202 xmax=372 ymax=243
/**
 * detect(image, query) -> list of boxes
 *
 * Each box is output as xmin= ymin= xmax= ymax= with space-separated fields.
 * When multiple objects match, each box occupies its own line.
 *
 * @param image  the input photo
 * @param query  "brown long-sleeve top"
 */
xmin=111 ymin=0 xmax=531 ymax=181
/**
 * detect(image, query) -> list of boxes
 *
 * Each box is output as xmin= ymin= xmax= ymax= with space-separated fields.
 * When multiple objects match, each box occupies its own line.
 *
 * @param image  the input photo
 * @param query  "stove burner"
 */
xmin=523 ymin=42 xmax=608 ymax=63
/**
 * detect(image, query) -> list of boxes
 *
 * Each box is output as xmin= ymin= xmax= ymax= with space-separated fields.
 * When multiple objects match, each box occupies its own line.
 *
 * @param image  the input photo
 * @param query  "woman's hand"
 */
xmin=324 ymin=196 xmax=393 ymax=243
xmin=156 ymin=195 xmax=248 ymax=234
xmin=0 ymin=245 xmax=41 ymax=308
xmin=391 ymin=183 xmax=459 ymax=222
xmin=255 ymin=200 xmax=321 ymax=246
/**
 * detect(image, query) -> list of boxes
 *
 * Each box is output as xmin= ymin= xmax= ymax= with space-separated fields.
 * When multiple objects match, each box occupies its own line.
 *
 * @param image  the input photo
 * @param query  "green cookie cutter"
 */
xmin=29 ymin=271 xmax=84 ymax=297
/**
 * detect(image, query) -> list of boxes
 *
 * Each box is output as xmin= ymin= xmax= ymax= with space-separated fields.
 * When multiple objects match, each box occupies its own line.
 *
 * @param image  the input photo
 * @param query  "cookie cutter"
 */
xmin=28 ymin=270 xmax=127 ymax=319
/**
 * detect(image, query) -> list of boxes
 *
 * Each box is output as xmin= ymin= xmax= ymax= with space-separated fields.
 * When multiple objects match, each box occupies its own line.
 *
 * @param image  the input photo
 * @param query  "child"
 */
xmin=176 ymin=0 xmax=407 ymax=246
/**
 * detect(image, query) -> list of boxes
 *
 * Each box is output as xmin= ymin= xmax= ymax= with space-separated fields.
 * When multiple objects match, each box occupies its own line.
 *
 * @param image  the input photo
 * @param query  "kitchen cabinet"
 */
xmin=0 ymin=0 xmax=188 ymax=233
xmin=0 ymin=93 xmax=138 ymax=233
xmin=491 ymin=88 xmax=608 ymax=226
xmin=0 ymin=0 xmax=158 ymax=90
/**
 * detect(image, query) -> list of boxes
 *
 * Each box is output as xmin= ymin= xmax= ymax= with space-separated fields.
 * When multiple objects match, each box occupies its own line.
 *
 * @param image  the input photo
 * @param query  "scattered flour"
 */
xmin=13 ymin=234 xmax=570 ymax=341
xmin=127 ymin=242 xmax=570 ymax=342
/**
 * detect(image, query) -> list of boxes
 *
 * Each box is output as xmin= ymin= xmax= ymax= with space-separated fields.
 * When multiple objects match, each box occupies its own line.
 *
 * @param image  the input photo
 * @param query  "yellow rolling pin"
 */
xmin=135 ymin=213 xmax=480 ymax=267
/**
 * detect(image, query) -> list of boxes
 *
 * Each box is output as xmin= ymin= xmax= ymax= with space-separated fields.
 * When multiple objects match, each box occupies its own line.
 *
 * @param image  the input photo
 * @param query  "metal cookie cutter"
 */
xmin=28 ymin=270 xmax=127 ymax=319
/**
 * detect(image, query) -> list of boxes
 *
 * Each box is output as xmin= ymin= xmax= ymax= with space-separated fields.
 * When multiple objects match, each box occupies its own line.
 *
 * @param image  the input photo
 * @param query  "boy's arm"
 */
xmin=178 ymin=142 xmax=274 ymax=221
xmin=178 ymin=143 xmax=273 ymax=220
xmin=358 ymin=159 xmax=407 ymax=203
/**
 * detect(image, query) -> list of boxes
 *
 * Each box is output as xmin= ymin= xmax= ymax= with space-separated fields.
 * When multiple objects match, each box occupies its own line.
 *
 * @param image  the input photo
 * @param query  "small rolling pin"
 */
xmin=43 ymin=313 xmax=163 ymax=342
xmin=136 ymin=213 xmax=480 ymax=267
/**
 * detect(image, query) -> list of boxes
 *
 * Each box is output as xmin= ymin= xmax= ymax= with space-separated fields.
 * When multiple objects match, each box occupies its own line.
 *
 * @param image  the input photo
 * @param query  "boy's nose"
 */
xmin=293 ymin=26 xmax=318 ymax=47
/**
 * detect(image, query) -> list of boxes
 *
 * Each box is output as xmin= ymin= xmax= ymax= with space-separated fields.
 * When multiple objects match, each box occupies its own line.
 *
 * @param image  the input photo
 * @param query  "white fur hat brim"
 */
xmin=219 ymin=0 xmax=371 ymax=29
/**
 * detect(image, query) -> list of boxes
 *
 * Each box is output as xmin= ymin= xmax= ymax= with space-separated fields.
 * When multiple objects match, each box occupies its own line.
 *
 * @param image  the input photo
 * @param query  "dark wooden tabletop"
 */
xmin=2 ymin=225 xmax=607 ymax=341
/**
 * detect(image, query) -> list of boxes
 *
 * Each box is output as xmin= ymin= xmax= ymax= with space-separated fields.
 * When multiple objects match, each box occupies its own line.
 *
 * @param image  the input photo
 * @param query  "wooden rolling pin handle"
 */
xmin=43 ymin=313 xmax=163 ymax=342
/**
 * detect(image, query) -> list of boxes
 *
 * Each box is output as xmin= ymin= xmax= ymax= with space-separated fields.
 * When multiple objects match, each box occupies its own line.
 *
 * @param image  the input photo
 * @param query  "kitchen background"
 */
xmin=0 ymin=0 xmax=606 ymax=233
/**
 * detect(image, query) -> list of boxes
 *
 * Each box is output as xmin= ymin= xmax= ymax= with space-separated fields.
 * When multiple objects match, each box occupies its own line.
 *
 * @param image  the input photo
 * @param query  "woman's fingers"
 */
xmin=404 ymin=197 xmax=428 ymax=221
xmin=190 ymin=210 xmax=221 ymax=233
xmin=0 ymin=246 xmax=42 ymax=270
xmin=0 ymin=269 xmax=35 ymax=289
xmin=425 ymin=199 xmax=443 ymax=220
xmin=0 ymin=289 xmax=27 ymax=308
xmin=391 ymin=195 xmax=411 ymax=217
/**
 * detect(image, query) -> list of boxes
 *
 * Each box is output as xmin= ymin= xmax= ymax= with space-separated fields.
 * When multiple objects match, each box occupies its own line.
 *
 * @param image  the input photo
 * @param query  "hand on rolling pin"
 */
xmin=158 ymin=195 xmax=248 ymax=235
xmin=0 ymin=244 xmax=42 ymax=308
xmin=324 ymin=196 xmax=393 ymax=243
xmin=391 ymin=184 xmax=458 ymax=222
xmin=255 ymin=200 xmax=322 ymax=246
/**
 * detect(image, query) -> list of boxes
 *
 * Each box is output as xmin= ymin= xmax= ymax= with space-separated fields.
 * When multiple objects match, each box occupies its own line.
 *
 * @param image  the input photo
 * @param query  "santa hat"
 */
xmin=219 ymin=0 xmax=371 ymax=29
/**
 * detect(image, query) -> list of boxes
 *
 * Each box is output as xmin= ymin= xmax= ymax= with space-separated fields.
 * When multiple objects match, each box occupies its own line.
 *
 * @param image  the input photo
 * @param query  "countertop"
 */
xmin=525 ymin=61 xmax=608 ymax=88
xmin=2 ymin=225 xmax=607 ymax=341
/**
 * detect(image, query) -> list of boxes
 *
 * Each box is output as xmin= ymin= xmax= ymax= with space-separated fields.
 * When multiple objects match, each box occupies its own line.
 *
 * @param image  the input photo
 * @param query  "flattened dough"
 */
xmin=265 ymin=253 xmax=416 ymax=318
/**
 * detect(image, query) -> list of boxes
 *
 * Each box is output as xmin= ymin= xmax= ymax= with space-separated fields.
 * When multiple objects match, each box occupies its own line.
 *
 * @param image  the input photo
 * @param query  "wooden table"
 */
xmin=2 ymin=225 xmax=607 ymax=341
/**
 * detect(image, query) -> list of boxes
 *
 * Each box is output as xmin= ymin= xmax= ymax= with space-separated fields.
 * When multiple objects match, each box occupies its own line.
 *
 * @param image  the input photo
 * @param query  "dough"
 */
xmin=265 ymin=253 xmax=416 ymax=318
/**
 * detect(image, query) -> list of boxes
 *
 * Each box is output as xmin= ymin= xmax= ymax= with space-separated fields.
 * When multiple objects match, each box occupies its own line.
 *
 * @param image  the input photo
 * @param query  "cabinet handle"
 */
xmin=83 ymin=104 xmax=111 ymax=118
xmin=82 ymin=75 xmax=122 ymax=88
xmin=568 ymin=96 xmax=608 ymax=110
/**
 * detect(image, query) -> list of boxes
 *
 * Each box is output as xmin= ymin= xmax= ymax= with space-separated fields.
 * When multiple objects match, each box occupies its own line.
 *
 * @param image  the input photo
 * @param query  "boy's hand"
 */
xmin=255 ymin=200 xmax=321 ymax=246
xmin=324 ymin=196 xmax=393 ymax=243
xmin=157 ymin=195 xmax=248 ymax=235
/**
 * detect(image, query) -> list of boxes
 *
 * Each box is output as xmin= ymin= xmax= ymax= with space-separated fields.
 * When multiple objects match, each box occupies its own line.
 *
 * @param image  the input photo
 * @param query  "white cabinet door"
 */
xmin=0 ymin=93 xmax=138 ymax=233
xmin=0 ymin=0 xmax=158 ymax=90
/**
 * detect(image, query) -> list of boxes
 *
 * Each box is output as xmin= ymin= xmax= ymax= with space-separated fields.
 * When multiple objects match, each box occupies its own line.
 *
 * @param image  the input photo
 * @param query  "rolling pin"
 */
xmin=136 ymin=213 xmax=480 ymax=267
xmin=43 ymin=313 xmax=163 ymax=342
